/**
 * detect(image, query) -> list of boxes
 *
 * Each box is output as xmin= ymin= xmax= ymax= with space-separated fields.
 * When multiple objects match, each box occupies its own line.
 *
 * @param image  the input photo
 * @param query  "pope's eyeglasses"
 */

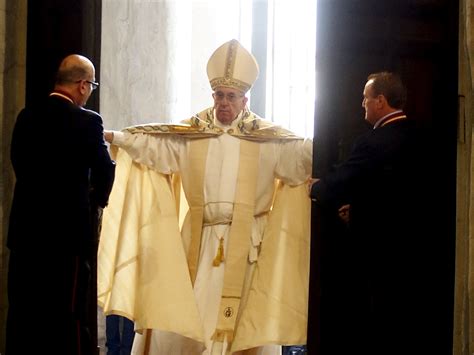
xmin=213 ymin=92 xmax=244 ymax=103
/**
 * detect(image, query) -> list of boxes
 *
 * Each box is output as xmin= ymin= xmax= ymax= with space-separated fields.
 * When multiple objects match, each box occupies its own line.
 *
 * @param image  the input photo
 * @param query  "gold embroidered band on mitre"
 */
xmin=210 ymin=77 xmax=251 ymax=94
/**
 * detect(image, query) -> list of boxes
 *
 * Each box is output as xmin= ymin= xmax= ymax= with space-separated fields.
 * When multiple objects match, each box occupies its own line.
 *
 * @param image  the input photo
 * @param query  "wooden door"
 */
xmin=308 ymin=1 xmax=458 ymax=353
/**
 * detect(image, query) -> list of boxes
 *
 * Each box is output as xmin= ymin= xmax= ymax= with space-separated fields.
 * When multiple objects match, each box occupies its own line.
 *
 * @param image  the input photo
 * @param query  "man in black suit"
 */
xmin=6 ymin=54 xmax=115 ymax=354
xmin=310 ymin=72 xmax=442 ymax=354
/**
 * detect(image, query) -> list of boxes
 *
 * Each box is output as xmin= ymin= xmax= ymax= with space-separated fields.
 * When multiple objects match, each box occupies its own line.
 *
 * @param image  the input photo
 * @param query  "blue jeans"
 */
xmin=106 ymin=315 xmax=135 ymax=355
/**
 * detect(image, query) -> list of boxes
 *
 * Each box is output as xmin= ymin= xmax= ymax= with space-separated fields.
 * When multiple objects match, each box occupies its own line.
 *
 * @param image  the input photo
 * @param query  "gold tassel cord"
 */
xmin=213 ymin=237 xmax=225 ymax=266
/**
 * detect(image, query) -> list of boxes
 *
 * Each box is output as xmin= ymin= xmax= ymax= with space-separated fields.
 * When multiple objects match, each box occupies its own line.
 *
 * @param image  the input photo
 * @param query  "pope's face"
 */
xmin=213 ymin=87 xmax=248 ymax=125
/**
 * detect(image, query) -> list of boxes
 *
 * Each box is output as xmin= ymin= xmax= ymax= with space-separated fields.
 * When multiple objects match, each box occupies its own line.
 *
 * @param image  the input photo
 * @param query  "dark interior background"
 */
xmin=26 ymin=0 xmax=101 ymax=110
xmin=309 ymin=0 xmax=458 ymax=353
xmin=25 ymin=0 xmax=102 ymax=350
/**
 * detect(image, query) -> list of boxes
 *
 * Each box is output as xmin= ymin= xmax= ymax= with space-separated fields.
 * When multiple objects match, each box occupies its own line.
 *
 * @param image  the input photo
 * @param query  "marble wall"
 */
xmin=99 ymin=0 xmax=247 ymax=131
xmin=102 ymin=0 xmax=193 ymax=129
xmin=0 ymin=0 xmax=26 ymax=352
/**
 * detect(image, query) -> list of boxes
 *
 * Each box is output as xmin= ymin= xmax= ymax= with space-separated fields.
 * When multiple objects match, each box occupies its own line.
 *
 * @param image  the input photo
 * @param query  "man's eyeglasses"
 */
xmin=86 ymin=80 xmax=99 ymax=90
xmin=213 ymin=92 xmax=244 ymax=103
xmin=76 ymin=79 xmax=99 ymax=90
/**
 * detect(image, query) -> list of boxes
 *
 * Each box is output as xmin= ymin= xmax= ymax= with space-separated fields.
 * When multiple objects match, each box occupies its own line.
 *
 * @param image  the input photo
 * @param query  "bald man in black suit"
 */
xmin=6 ymin=54 xmax=115 ymax=355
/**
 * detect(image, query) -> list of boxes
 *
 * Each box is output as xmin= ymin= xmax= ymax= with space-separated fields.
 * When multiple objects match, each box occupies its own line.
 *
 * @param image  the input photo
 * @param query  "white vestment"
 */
xmin=99 ymin=110 xmax=312 ymax=354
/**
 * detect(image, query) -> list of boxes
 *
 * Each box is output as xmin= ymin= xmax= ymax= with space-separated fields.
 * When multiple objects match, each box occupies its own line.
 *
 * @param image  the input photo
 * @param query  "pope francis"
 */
xmin=98 ymin=39 xmax=313 ymax=355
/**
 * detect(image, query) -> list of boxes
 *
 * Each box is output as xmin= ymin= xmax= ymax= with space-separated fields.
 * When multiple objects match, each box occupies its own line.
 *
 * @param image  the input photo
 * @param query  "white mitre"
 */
xmin=206 ymin=39 xmax=259 ymax=93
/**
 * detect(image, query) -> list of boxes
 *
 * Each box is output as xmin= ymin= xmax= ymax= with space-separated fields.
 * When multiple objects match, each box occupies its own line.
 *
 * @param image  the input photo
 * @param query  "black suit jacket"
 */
xmin=311 ymin=117 xmax=441 ymax=353
xmin=312 ymin=118 xmax=426 ymax=249
xmin=7 ymin=94 xmax=115 ymax=255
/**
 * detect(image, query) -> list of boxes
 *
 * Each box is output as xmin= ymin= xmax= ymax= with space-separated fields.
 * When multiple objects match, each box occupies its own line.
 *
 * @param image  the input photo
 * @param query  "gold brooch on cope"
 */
xmin=224 ymin=307 xmax=234 ymax=318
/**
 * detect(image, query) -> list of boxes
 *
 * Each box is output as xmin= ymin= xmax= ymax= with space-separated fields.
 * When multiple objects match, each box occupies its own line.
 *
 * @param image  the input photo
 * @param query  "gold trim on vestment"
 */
xmin=121 ymin=107 xmax=303 ymax=142
xmin=186 ymin=139 xmax=210 ymax=285
xmin=211 ymin=140 xmax=260 ymax=347
xmin=183 ymin=135 xmax=260 ymax=346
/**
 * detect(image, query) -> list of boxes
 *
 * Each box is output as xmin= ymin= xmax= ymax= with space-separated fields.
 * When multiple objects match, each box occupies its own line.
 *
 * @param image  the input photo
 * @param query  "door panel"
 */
xmin=308 ymin=1 xmax=458 ymax=353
